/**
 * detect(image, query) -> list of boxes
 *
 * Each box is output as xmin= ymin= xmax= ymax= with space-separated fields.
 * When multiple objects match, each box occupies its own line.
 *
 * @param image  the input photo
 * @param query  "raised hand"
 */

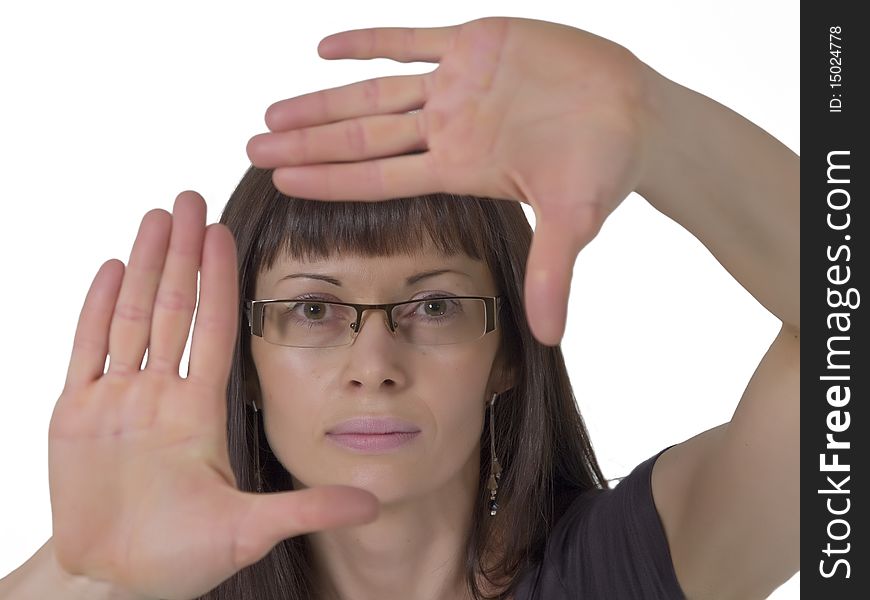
xmin=246 ymin=17 xmax=658 ymax=345
xmin=48 ymin=192 xmax=379 ymax=600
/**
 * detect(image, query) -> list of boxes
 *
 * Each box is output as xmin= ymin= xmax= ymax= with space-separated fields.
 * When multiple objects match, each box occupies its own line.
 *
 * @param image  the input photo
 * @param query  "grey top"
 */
xmin=514 ymin=445 xmax=686 ymax=599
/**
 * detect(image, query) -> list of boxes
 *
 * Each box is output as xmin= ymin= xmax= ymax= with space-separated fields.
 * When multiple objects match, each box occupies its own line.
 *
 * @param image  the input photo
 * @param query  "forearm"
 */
xmin=0 ymin=538 xmax=148 ymax=600
xmin=636 ymin=65 xmax=799 ymax=331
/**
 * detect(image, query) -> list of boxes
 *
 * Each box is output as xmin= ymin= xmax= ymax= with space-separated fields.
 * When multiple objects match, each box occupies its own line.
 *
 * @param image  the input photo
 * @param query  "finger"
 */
xmin=107 ymin=210 xmax=172 ymax=375
xmin=232 ymin=486 xmax=379 ymax=569
xmin=523 ymin=209 xmax=601 ymax=346
xmin=187 ymin=223 xmax=238 ymax=395
xmin=146 ymin=192 xmax=206 ymax=376
xmin=250 ymin=113 xmax=426 ymax=169
xmin=317 ymin=25 xmax=459 ymax=63
xmin=264 ymin=74 xmax=427 ymax=132
xmin=63 ymin=260 xmax=125 ymax=392
xmin=271 ymin=153 xmax=441 ymax=201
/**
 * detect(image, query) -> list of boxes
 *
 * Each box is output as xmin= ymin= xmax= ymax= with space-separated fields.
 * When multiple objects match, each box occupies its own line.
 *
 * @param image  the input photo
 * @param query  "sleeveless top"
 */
xmin=513 ymin=445 xmax=687 ymax=599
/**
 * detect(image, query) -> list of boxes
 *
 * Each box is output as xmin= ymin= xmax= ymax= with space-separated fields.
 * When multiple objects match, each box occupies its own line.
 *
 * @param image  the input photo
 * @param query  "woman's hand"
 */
xmin=246 ymin=16 xmax=659 ymax=345
xmin=48 ymin=192 xmax=379 ymax=600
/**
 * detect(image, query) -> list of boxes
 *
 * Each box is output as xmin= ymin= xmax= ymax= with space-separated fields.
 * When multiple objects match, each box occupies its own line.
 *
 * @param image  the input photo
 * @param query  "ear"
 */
xmin=244 ymin=358 xmax=263 ymax=411
xmin=488 ymin=347 xmax=518 ymax=396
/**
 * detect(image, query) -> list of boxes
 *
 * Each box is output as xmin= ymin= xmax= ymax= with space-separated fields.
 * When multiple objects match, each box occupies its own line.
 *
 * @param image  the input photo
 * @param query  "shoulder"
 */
xmin=513 ymin=447 xmax=686 ymax=600
xmin=652 ymin=418 xmax=798 ymax=599
xmin=651 ymin=327 xmax=800 ymax=599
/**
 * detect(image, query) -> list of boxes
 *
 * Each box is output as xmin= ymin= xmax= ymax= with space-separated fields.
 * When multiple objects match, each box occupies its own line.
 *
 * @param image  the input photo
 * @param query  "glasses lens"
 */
xmin=261 ymin=298 xmax=490 ymax=347
xmin=392 ymin=298 xmax=488 ymax=346
xmin=263 ymin=301 xmax=357 ymax=348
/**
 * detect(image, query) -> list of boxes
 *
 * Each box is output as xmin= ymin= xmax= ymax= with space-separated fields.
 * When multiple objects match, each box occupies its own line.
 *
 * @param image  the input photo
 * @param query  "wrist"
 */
xmin=5 ymin=537 xmax=151 ymax=600
xmin=633 ymin=61 xmax=686 ymax=203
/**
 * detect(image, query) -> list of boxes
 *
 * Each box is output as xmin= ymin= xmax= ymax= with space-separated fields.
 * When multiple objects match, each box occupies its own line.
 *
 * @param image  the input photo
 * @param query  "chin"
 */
xmin=296 ymin=459 xmax=424 ymax=505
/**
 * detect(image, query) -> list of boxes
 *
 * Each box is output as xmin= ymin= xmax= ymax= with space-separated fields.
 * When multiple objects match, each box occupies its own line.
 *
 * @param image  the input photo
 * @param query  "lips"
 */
xmin=327 ymin=416 xmax=421 ymax=435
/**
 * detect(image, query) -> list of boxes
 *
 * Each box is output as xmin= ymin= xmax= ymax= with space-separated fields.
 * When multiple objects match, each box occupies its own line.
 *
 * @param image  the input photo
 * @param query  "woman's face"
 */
xmin=249 ymin=241 xmax=511 ymax=504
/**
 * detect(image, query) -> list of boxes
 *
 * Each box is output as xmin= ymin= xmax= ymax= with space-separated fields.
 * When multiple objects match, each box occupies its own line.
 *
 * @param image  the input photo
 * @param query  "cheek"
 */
xmin=423 ymin=348 xmax=492 ymax=444
xmin=434 ymin=396 xmax=486 ymax=462
xmin=252 ymin=340 xmax=323 ymax=408
xmin=251 ymin=345 xmax=324 ymax=463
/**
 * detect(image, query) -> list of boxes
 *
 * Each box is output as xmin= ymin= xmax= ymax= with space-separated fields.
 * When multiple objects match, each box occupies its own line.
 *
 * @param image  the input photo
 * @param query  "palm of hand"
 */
xmin=48 ymin=193 xmax=378 ymax=600
xmin=50 ymin=369 xmax=247 ymax=600
xmin=414 ymin=19 xmax=651 ymax=344
xmin=423 ymin=18 xmax=647 ymax=210
xmin=250 ymin=17 xmax=654 ymax=344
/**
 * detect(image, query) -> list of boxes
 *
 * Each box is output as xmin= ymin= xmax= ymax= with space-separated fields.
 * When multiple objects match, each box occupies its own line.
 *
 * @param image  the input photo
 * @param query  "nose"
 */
xmin=349 ymin=307 xmax=397 ymax=346
xmin=343 ymin=308 xmax=407 ymax=390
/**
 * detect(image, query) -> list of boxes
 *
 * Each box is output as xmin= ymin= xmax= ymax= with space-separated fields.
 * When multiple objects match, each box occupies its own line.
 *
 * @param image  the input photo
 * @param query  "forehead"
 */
xmin=256 ymin=243 xmax=496 ymax=297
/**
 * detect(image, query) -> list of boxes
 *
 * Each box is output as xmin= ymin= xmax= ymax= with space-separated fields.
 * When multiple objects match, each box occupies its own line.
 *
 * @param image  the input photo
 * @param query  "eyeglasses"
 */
xmin=244 ymin=295 xmax=504 ymax=348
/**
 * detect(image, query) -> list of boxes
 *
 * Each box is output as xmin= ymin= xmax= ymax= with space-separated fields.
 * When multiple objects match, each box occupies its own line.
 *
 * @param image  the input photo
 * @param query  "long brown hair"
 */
xmin=199 ymin=165 xmax=608 ymax=600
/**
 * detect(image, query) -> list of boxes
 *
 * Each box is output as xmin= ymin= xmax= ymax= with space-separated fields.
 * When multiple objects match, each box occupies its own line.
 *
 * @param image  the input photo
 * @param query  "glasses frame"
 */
xmin=244 ymin=295 xmax=504 ymax=348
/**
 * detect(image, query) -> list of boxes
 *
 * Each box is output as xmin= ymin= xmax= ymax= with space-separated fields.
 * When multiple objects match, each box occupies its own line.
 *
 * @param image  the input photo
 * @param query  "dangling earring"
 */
xmin=251 ymin=401 xmax=263 ymax=493
xmin=487 ymin=392 xmax=502 ymax=516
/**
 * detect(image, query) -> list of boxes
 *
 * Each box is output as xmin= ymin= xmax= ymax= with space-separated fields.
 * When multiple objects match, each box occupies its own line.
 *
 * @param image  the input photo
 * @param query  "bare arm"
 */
xmin=637 ymin=67 xmax=799 ymax=332
xmin=638 ymin=66 xmax=799 ymax=599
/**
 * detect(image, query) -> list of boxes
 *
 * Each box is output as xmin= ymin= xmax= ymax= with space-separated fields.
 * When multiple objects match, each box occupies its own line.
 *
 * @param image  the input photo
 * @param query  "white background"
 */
xmin=0 ymin=0 xmax=798 ymax=597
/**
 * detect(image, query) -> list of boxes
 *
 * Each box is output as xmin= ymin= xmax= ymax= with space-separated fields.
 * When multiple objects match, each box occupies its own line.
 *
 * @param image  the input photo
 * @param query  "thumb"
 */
xmin=524 ymin=207 xmax=602 ymax=346
xmin=232 ymin=485 xmax=379 ymax=569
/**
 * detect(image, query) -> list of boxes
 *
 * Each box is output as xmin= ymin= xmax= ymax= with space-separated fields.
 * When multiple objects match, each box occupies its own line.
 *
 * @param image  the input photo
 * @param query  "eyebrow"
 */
xmin=276 ymin=268 xmax=472 ymax=287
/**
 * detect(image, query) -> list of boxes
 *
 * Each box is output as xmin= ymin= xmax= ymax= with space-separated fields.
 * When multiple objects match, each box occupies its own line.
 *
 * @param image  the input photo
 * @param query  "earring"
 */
xmin=252 ymin=401 xmax=263 ymax=493
xmin=487 ymin=392 xmax=502 ymax=516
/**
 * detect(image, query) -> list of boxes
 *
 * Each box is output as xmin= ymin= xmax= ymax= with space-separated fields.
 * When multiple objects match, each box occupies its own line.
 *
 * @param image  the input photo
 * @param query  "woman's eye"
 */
xmin=403 ymin=296 xmax=461 ymax=321
xmin=282 ymin=300 xmax=329 ymax=320
xmin=299 ymin=302 xmax=327 ymax=320
xmin=422 ymin=299 xmax=448 ymax=316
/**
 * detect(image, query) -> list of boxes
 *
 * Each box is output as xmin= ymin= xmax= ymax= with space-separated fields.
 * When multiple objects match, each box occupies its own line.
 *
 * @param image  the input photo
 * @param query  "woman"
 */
xmin=0 ymin=16 xmax=798 ymax=600
xmin=217 ymin=172 xmax=609 ymax=599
